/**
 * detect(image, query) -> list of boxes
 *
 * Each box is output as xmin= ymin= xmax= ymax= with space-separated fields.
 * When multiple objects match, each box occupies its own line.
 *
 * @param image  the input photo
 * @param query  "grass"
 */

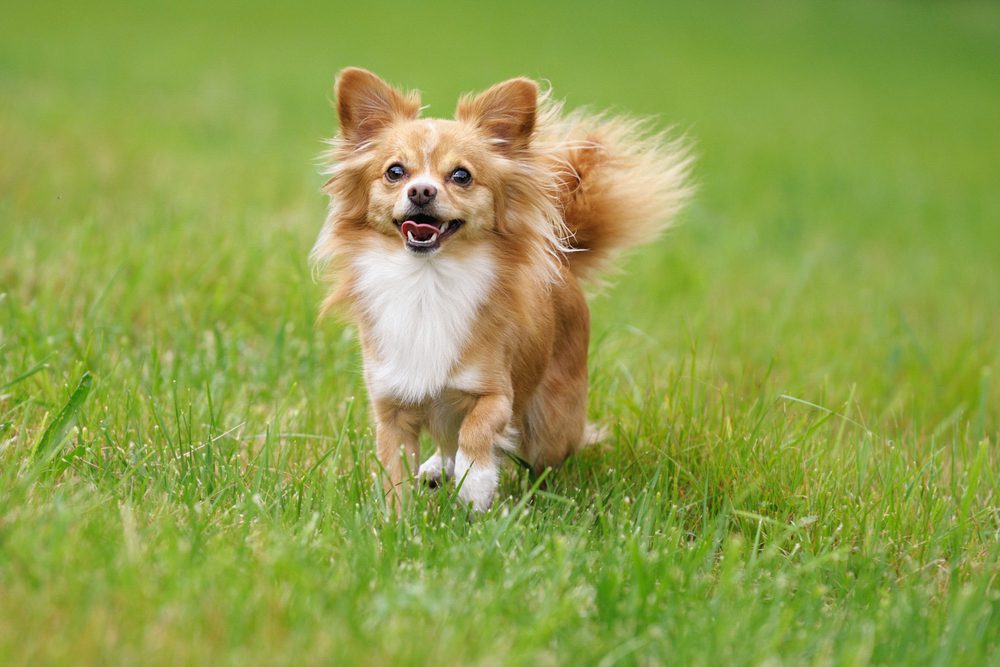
xmin=1 ymin=0 xmax=998 ymax=664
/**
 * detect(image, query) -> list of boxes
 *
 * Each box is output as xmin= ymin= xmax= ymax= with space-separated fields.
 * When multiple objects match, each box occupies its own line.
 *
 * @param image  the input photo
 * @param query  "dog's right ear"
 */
xmin=456 ymin=77 xmax=539 ymax=154
xmin=334 ymin=68 xmax=420 ymax=146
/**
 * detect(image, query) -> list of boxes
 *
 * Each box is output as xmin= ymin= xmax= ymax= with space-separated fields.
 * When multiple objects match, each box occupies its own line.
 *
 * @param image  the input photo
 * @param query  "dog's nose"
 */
xmin=407 ymin=184 xmax=437 ymax=206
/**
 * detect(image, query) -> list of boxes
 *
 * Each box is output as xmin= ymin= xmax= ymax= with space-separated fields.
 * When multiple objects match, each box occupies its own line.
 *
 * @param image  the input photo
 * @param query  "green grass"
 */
xmin=2 ymin=1 xmax=999 ymax=664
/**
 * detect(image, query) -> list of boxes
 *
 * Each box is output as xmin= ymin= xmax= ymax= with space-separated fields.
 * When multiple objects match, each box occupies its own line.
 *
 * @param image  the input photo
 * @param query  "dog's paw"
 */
xmin=454 ymin=450 xmax=498 ymax=512
xmin=418 ymin=451 xmax=454 ymax=488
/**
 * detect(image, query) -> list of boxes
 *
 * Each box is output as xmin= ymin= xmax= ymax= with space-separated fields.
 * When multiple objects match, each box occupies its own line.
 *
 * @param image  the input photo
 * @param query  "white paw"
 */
xmin=454 ymin=450 xmax=498 ymax=512
xmin=418 ymin=451 xmax=454 ymax=487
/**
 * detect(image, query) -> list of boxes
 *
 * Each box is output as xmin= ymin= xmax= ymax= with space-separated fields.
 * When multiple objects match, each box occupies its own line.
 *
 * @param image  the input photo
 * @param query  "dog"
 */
xmin=312 ymin=68 xmax=692 ymax=512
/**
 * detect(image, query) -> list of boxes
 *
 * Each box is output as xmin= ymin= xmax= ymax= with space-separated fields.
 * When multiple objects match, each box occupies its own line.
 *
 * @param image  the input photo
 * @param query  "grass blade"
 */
xmin=0 ymin=359 xmax=51 ymax=393
xmin=32 ymin=371 xmax=93 ymax=462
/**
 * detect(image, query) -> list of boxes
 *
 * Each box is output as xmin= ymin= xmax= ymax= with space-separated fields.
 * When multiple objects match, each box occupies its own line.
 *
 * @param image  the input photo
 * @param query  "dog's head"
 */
xmin=319 ymin=68 xmax=556 ymax=257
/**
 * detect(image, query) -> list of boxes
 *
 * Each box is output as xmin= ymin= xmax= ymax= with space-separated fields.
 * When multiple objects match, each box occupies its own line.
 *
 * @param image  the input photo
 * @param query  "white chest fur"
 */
xmin=351 ymin=245 xmax=496 ymax=404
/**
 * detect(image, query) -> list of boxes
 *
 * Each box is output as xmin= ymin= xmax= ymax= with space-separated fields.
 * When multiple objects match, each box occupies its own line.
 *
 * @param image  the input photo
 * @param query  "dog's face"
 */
xmin=332 ymin=68 xmax=539 ymax=255
xmin=364 ymin=120 xmax=497 ymax=253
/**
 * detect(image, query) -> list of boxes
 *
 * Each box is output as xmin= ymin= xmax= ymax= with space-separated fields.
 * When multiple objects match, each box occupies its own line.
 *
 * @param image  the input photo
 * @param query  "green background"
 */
xmin=1 ymin=1 xmax=998 ymax=665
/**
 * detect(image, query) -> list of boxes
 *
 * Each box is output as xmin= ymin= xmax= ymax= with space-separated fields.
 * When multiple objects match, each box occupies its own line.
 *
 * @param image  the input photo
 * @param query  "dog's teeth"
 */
xmin=406 ymin=230 xmax=439 ymax=246
xmin=440 ymin=221 xmax=450 ymax=233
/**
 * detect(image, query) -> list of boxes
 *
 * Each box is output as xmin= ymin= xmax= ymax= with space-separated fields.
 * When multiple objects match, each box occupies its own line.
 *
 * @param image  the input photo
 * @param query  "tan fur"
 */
xmin=312 ymin=68 xmax=692 ymax=511
xmin=540 ymin=107 xmax=695 ymax=277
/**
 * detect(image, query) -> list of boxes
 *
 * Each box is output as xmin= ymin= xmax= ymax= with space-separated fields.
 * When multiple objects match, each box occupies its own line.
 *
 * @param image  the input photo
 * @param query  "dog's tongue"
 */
xmin=400 ymin=220 xmax=439 ymax=243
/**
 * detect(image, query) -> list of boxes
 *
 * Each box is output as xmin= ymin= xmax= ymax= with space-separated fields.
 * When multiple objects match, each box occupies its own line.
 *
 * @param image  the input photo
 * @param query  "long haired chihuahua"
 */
xmin=312 ymin=68 xmax=692 ymax=512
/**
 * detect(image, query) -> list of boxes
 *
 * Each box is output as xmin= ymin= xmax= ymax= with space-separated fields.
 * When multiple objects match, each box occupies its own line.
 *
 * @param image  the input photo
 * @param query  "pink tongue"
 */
xmin=400 ymin=220 xmax=439 ymax=242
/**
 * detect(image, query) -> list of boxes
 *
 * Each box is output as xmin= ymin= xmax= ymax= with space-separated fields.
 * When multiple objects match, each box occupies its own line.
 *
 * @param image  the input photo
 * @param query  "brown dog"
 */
xmin=312 ymin=68 xmax=691 ymax=511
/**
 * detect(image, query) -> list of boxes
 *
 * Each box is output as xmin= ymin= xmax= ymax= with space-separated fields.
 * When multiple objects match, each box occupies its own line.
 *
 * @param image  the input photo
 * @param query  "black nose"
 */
xmin=407 ymin=184 xmax=437 ymax=206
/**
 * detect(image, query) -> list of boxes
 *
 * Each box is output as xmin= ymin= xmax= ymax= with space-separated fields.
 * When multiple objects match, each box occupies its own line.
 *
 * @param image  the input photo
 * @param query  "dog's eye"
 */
xmin=385 ymin=164 xmax=406 ymax=183
xmin=450 ymin=168 xmax=472 ymax=186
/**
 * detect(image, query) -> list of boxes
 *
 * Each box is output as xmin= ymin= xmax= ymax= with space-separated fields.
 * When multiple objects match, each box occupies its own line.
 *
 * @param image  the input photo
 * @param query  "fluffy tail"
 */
xmin=541 ymin=106 xmax=694 ymax=278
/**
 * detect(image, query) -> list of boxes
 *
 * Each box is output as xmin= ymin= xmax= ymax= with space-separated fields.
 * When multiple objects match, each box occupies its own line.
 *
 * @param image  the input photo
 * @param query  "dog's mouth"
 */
xmin=394 ymin=214 xmax=464 ymax=253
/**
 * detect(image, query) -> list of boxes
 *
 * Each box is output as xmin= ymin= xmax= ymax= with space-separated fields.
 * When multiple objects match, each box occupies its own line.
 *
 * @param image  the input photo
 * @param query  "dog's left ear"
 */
xmin=456 ymin=78 xmax=538 ymax=153
xmin=335 ymin=68 xmax=421 ymax=146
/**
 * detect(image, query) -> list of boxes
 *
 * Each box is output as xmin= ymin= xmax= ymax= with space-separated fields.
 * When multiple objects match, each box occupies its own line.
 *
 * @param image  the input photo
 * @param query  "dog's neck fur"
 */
xmin=351 ymin=244 xmax=496 ymax=404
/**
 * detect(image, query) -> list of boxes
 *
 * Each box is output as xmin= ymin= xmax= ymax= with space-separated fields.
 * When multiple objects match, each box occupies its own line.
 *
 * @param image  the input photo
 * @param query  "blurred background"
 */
xmin=2 ymin=0 xmax=998 ymax=430
xmin=1 ymin=3 xmax=999 ymax=663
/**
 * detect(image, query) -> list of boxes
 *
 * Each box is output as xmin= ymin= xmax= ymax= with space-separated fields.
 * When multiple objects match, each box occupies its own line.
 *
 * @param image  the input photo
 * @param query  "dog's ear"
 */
xmin=456 ymin=77 xmax=538 ymax=153
xmin=334 ymin=68 xmax=420 ymax=145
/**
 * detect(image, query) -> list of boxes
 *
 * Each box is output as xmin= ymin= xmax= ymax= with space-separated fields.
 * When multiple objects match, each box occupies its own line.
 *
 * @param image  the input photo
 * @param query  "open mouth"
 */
xmin=394 ymin=214 xmax=464 ymax=253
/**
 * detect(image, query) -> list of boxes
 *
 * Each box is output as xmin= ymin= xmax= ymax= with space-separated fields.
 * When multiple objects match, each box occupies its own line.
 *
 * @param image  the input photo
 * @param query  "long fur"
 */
xmin=312 ymin=89 xmax=693 ymax=291
xmin=311 ymin=69 xmax=693 ymax=512
xmin=538 ymin=99 xmax=695 ymax=277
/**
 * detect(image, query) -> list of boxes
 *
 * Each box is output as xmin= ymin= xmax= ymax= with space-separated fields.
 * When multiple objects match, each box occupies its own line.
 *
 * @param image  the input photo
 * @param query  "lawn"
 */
xmin=1 ymin=1 xmax=998 ymax=665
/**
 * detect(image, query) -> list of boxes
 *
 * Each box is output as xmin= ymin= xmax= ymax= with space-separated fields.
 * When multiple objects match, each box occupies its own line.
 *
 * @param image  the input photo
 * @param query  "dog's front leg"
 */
xmin=373 ymin=399 xmax=422 ymax=513
xmin=455 ymin=393 xmax=512 ymax=512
